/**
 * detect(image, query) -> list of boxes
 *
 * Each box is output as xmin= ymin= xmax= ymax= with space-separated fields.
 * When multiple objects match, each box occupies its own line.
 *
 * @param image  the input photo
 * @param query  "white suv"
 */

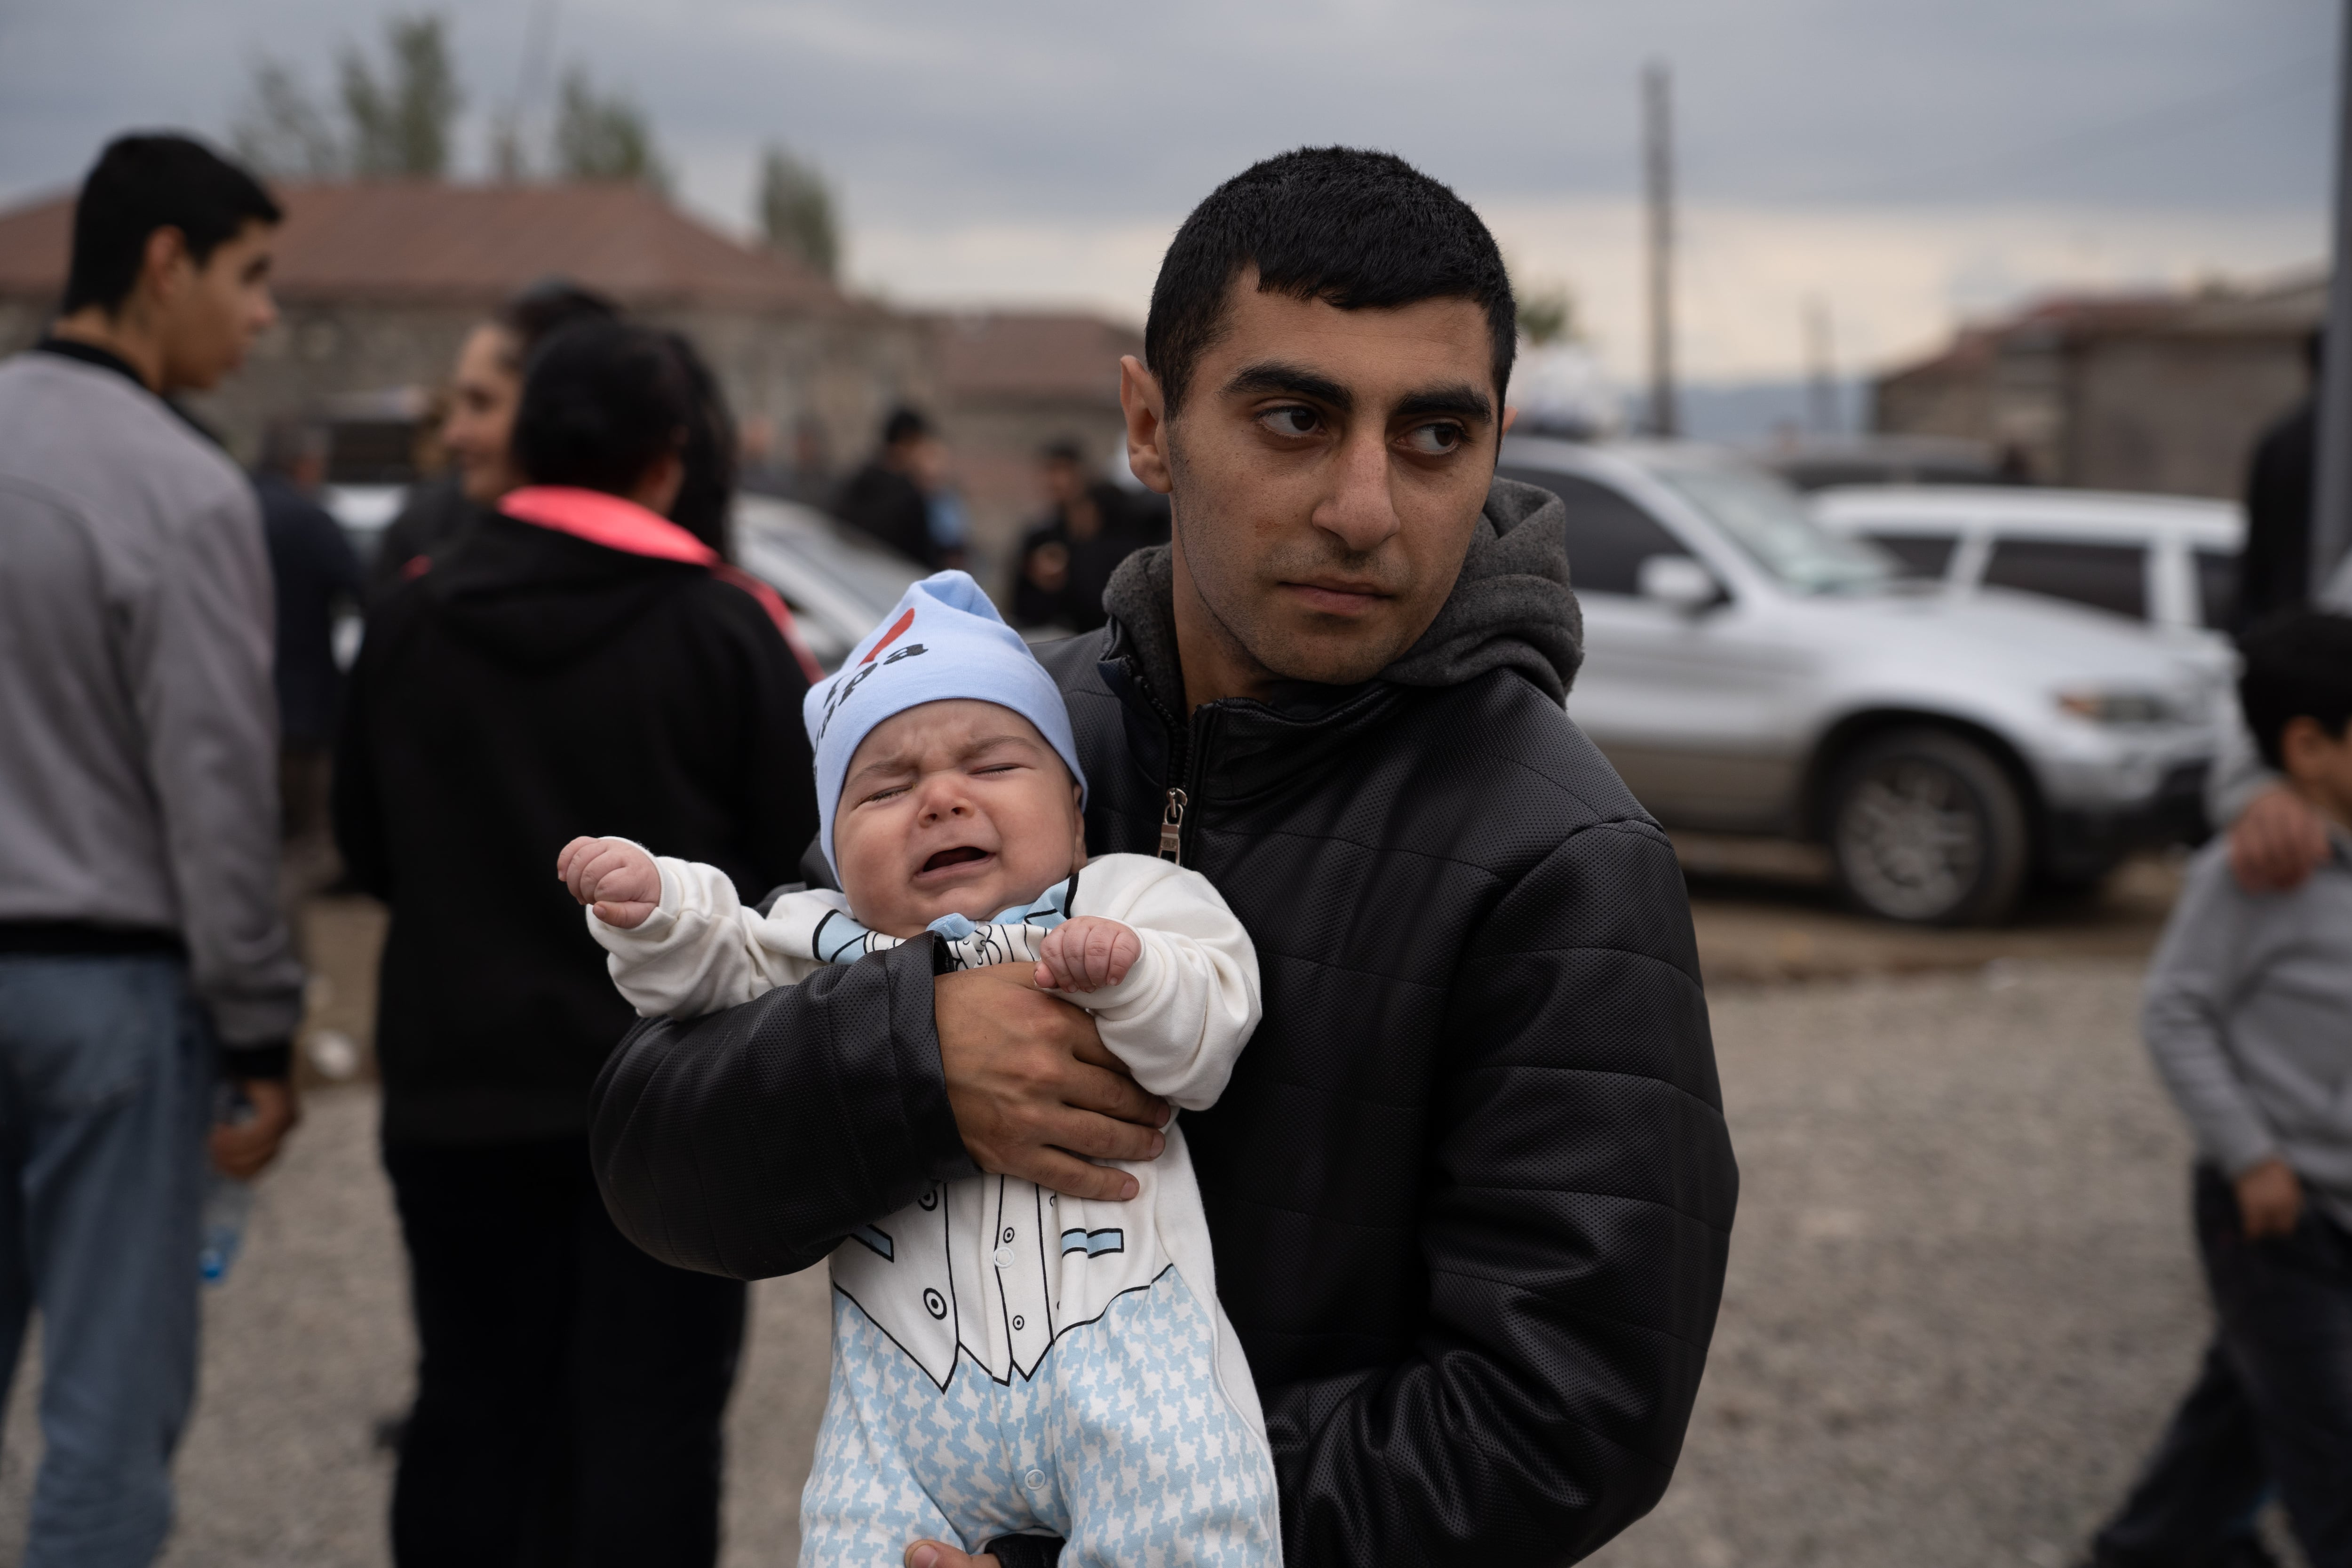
xmin=1498 ymin=438 xmax=2229 ymax=924
xmin=1810 ymin=484 xmax=2242 ymax=642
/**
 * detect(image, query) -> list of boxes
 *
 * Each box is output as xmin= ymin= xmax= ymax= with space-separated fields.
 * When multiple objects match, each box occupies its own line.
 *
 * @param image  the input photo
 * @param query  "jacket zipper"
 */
xmin=1160 ymin=706 xmax=1214 ymax=866
xmin=1157 ymin=788 xmax=1188 ymax=864
xmin=1116 ymin=650 xmax=1212 ymax=868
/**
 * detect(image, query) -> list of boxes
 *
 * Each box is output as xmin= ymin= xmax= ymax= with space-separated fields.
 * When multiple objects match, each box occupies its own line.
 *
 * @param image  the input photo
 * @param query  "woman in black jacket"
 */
xmin=335 ymin=320 xmax=820 ymax=1567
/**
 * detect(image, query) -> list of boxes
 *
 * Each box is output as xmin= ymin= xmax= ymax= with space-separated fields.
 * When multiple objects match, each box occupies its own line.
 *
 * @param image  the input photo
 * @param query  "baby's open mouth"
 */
xmin=920 ymin=846 xmax=990 ymax=873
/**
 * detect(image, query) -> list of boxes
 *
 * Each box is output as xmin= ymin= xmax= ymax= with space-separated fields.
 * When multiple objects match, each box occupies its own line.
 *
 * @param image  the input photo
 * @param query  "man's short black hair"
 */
xmin=2238 ymin=609 xmax=2352 ymax=770
xmin=513 ymin=320 xmax=697 ymax=504
xmin=1040 ymin=438 xmax=1086 ymax=467
xmin=494 ymin=277 xmax=620 ymax=364
xmin=882 ymin=406 xmax=931 ymax=447
xmin=1144 ymin=146 xmax=1515 ymax=415
xmin=64 ymin=134 xmax=282 ymax=317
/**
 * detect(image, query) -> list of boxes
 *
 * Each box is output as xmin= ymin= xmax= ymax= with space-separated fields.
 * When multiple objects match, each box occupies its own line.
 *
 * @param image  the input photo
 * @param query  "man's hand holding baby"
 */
xmin=1034 ymin=915 xmax=1140 ymax=994
xmin=557 ymin=836 xmax=662 ymax=929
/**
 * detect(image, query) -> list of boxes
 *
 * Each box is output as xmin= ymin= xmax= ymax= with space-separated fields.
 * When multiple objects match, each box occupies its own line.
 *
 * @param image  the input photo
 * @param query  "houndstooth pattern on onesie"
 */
xmin=798 ymin=903 xmax=1279 ymax=1567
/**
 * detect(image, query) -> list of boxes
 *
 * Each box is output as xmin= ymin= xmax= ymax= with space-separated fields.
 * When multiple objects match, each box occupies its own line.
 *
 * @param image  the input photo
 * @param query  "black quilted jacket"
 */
xmin=589 ymin=479 xmax=1738 ymax=1564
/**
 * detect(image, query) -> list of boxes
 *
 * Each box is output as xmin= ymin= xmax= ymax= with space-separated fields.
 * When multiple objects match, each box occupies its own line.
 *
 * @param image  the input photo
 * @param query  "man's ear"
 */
xmin=1119 ymin=355 xmax=1172 ymax=496
xmin=1501 ymin=405 xmax=1520 ymax=436
xmin=138 ymin=226 xmax=193 ymax=309
xmin=2280 ymin=715 xmax=2324 ymax=780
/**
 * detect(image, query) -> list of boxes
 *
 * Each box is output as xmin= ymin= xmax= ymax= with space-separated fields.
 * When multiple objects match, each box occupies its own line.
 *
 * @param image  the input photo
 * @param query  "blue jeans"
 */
xmin=0 ymin=955 xmax=212 ymax=1568
xmin=2093 ymin=1164 xmax=2352 ymax=1568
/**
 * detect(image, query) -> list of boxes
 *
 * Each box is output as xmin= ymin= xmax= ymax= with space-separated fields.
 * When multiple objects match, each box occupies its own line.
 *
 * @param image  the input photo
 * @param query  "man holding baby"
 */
xmin=592 ymin=146 xmax=1739 ymax=1566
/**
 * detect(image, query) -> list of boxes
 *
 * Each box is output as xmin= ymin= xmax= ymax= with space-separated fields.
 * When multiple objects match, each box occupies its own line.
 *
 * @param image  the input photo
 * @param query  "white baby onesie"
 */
xmin=588 ymin=851 xmax=1282 ymax=1566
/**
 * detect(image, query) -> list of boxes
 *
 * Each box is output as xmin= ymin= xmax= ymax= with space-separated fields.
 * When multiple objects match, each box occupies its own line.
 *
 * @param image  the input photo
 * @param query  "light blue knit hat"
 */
xmin=803 ymin=571 xmax=1088 ymax=879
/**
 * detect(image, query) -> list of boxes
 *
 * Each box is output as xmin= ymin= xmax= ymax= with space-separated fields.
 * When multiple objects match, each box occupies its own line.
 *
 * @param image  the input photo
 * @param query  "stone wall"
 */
xmin=1872 ymin=280 xmax=2320 ymax=498
xmin=2064 ymin=333 xmax=2309 ymax=499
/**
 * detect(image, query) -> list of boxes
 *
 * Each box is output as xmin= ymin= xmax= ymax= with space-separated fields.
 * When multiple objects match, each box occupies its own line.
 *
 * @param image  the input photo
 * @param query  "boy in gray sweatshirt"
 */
xmin=2091 ymin=609 xmax=2352 ymax=1568
xmin=0 ymin=135 xmax=298 ymax=1567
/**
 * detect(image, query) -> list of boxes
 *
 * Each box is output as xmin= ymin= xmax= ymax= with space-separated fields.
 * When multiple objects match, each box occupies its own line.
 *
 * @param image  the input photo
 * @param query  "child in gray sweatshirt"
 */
xmin=2091 ymin=609 xmax=2352 ymax=1568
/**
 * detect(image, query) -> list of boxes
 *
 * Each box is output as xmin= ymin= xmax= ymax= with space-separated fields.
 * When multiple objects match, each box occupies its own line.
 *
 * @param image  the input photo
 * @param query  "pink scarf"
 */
xmin=497 ymin=485 xmax=824 ymax=684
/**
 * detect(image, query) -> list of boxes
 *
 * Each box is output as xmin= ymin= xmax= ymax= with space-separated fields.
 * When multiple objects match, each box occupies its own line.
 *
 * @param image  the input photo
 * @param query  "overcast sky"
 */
xmin=0 ymin=0 xmax=2335 ymax=381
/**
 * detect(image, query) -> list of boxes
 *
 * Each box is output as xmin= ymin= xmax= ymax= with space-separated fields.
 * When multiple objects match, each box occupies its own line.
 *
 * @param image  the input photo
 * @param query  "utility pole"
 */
xmin=1805 ymin=297 xmax=1836 ymax=435
xmin=498 ymin=0 xmax=563 ymax=179
xmin=2316 ymin=0 xmax=2352 ymax=596
xmin=1643 ymin=61 xmax=1679 ymax=439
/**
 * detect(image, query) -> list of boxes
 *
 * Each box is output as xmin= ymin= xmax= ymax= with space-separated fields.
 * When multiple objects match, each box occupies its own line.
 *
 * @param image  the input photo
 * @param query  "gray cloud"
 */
xmin=0 ymin=0 xmax=2331 ymax=231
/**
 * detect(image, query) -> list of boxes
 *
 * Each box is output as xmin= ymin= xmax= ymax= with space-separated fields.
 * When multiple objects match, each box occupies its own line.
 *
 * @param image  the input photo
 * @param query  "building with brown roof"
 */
xmin=0 ymin=180 xmax=1161 ymax=588
xmin=0 ymin=180 xmax=933 ymax=490
xmin=1873 ymin=272 xmax=2323 ymax=498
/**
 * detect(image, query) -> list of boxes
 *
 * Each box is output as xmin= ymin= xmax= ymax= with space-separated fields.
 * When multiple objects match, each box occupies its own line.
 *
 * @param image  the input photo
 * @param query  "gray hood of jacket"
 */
xmin=1101 ymin=474 xmax=1581 ymax=705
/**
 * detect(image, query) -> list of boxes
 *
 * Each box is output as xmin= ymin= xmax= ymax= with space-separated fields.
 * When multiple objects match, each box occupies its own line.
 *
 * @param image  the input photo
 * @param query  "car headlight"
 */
xmin=2054 ymin=689 xmax=2179 ymax=726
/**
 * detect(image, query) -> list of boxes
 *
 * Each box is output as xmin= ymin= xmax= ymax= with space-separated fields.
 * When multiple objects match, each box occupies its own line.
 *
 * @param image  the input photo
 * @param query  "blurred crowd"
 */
xmin=0 ymin=129 xmax=1179 ymax=1568
xmin=2 ymin=124 xmax=2350 ymax=1568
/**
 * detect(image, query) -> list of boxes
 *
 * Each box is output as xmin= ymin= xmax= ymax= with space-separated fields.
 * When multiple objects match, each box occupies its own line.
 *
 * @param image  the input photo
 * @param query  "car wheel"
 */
xmin=1827 ymin=728 xmax=2029 ymax=925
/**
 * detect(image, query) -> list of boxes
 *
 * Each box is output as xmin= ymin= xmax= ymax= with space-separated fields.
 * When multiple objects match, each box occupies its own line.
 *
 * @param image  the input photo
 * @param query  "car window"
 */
xmin=1982 ymin=538 xmax=2148 ymax=620
xmin=1860 ymin=532 xmax=1958 ymax=579
xmin=2193 ymin=549 xmax=2238 ymax=631
xmin=1497 ymin=468 xmax=1686 ymax=595
xmin=1650 ymin=463 xmax=1894 ymax=593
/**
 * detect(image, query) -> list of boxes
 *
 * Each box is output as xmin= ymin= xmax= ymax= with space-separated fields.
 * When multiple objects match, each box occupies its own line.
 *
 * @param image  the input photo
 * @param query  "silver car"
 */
xmin=733 ymin=494 xmax=928 ymax=671
xmin=324 ymin=488 xmax=930 ymax=676
xmin=1498 ymin=437 xmax=2228 ymax=925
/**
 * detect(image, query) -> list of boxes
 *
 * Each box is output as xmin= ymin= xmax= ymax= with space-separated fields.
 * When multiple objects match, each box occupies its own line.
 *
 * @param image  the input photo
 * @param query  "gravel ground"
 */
xmin=0 ymin=958 xmax=2261 ymax=1566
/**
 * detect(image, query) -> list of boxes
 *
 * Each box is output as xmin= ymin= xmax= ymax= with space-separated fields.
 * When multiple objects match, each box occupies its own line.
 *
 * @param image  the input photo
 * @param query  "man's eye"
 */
xmin=1402 ymin=422 xmax=1465 ymax=456
xmin=1258 ymin=406 xmax=1321 ymax=438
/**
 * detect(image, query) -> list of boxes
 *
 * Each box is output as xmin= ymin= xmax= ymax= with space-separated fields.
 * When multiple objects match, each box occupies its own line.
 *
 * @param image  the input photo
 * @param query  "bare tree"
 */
xmin=756 ymin=145 xmax=839 ymax=279
xmin=230 ymin=57 xmax=342 ymax=179
xmin=554 ymin=69 xmax=669 ymax=190
xmin=342 ymin=16 xmax=462 ymax=178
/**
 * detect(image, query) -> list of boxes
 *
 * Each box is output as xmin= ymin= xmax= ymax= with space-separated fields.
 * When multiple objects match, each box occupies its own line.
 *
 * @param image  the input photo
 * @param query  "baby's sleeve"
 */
xmin=588 ymin=856 xmax=822 ymax=1018
xmin=1067 ymin=857 xmax=1262 ymax=1111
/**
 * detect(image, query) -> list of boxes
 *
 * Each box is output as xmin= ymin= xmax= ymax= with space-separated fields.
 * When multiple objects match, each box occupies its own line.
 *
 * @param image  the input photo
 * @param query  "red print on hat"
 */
xmin=861 ymin=608 xmax=916 ymax=665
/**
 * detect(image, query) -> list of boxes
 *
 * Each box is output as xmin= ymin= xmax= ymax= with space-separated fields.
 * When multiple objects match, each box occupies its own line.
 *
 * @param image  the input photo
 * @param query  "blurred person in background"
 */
xmin=0 ymin=133 xmax=304 ymax=1568
xmin=733 ymin=414 xmax=784 ymax=496
xmin=834 ymin=404 xmax=944 ymax=566
xmin=2089 ymin=610 xmax=2352 ymax=1568
xmin=365 ymin=279 xmax=619 ymax=603
xmin=335 ymin=318 xmax=817 ymax=1567
xmin=913 ymin=429 xmax=970 ymax=571
xmin=779 ymin=412 xmax=836 ymax=509
xmin=2235 ymin=330 xmax=2322 ymax=635
xmin=737 ymin=412 xmax=837 ymax=511
xmin=253 ymin=417 xmax=365 ymax=900
xmin=1009 ymin=438 xmax=1151 ymax=633
xmin=2217 ymin=368 xmax=2352 ymax=899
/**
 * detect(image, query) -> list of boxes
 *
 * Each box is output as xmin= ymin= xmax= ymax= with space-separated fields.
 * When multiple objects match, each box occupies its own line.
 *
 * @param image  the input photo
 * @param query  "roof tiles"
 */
xmin=0 ymin=180 xmax=843 ymax=314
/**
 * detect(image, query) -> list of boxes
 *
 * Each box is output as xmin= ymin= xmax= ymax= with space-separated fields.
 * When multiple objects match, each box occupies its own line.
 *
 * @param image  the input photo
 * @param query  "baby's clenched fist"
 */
xmin=1034 ymin=915 xmax=1141 ymax=994
xmin=556 ymin=836 xmax=661 ymax=929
